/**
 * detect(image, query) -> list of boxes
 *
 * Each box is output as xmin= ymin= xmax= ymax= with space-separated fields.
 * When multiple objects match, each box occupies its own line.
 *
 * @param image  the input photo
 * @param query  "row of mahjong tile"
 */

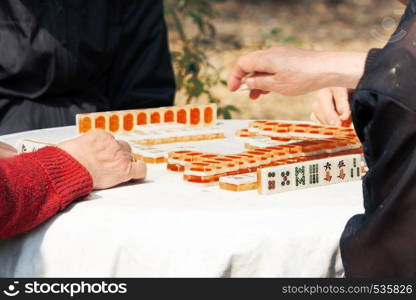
xmin=257 ymin=153 xmax=362 ymax=195
xmin=236 ymin=121 xmax=358 ymax=140
xmin=117 ymin=124 xmax=225 ymax=146
xmin=76 ymin=103 xmax=217 ymax=134
xmin=167 ymin=143 xmax=362 ymax=185
xmin=15 ymin=138 xmax=202 ymax=165
xmin=218 ymin=153 xmax=363 ymax=194
xmin=244 ymin=135 xmax=361 ymax=152
xmin=14 ymin=138 xmax=197 ymax=165
xmin=180 ymin=150 xmax=363 ymax=187
xmin=168 ymin=137 xmax=362 ymax=171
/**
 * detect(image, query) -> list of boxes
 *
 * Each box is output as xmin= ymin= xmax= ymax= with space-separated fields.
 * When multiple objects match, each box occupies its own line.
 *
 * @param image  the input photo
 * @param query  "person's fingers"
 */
xmin=316 ymin=89 xmax=340 ymax=126
xmin=310 ymin=112 xmax=324 ymax=125
xmin=332 ymin=88 xmax=351 ymax=121
xmin=246 ymin=75 xmax=275 ymax=92
xmin=128 ymin=161 xmax=147 ymax=180
xmin=249 ymin=89 xmax=263 ymax=100
xmin=228 ymin=52 xmax=274 ymax=91
xmin=117 ymin=140 xmax=131 ymax=153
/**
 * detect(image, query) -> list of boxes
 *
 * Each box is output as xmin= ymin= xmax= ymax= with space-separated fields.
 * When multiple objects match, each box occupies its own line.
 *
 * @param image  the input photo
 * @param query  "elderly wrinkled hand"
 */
xmin=58 ymin=130 xmax=147 ymax=190
xmin=228 ymin=46 xmax=366 ymax=100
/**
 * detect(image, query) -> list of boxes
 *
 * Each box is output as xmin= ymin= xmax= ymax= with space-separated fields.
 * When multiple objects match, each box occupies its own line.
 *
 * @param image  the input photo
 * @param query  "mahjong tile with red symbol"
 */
xmin=107 ymin=112 xmax=121 ymax=133
xmin=162 ymin=107 xmax=176 ymax=123
xmin=176 ymin=107 xmax=189 ymax=125
xmin=121 ymin=111 xmax=135 ymax=132
xmin=319 ymin=157 xmax=338 ymax=186
xmin=181 ymin=152 xmax=203 ymax=163
xmin=147 ymin=110 xmax=162 ymax=125
xmin=91 ymin=113 xmax=107 ymax=131
xmin=183 ymin=162 xmax=218 ymax=184
xmin=270 ymin=136 xmax=292 ymax=142
xmin=263 ymin=121 xmax=280 ymax=127
xmin=136 ymin=110 xmax=149 ymax=126
xmin=188 ymin=105 xmax=203 ymax=127
xmin=76 ymin=114 xmax=94 ymax=134
xmin=167 ymin=150 xmax=193 ymax=172
xmin=203 ymin=104 xmax=217 ymax=126
xmin=224 ymin=155 xmax=251 ymax=174
xmin=249 ymin=120 xmax=268 ymax=128
xmin=236 ymin=128 xmax=253 ymax=138
xmin=292 ymin=124 xmax=311 ymax=135
xmin=331 ymin=156 xmax=350 ymax=183
xmin=257 ymin=163 xmax=296 ymax=195
xmin=213 ymin=157 xmax=239 ymax=176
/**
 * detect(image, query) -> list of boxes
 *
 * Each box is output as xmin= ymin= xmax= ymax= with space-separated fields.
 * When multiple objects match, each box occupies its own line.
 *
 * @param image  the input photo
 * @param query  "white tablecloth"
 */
xmin=0 ymin=121 xmax=364 ymax=277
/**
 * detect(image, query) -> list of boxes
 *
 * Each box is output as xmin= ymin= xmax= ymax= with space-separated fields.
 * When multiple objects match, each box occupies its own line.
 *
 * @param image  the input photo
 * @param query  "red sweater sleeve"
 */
xmin=0 ymin=146 xmax=93 ymax=239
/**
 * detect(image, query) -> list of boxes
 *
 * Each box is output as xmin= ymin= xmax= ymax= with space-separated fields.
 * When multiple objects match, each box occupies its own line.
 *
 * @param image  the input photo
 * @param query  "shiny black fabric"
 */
xmin=340 ymin=0 xmax=416 ymax=277
xmin=0 ymin=0 xmax=175 ymax=134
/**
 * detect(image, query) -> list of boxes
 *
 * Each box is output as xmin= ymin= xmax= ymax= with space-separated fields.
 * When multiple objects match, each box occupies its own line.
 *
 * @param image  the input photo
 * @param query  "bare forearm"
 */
xmin=316 ymin=51 xmax=367 ymax=89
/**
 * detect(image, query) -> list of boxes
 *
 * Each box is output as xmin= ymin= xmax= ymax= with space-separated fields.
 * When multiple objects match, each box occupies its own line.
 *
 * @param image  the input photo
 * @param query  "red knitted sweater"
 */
xmin=0 ymin=147 xmax=93 ymax=239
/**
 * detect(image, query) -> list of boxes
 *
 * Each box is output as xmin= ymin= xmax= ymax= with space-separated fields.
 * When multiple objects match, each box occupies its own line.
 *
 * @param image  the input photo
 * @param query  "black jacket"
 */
xmin=0 ymin=0 xmax=175 ymax=134
xmin=341 ymin=0 xmax=416 ymax=277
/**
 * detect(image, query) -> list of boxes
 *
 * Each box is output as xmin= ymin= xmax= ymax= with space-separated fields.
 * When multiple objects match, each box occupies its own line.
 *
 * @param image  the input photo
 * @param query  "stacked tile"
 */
xmin=219 ymin=173 xmax=258 ymax=192
xmin=76 ymin=103 xmax=217 ymax=134
xmin=257 ymin=154 xmax=362 ymax=195
xmin=168 ymin=136 xmax=362 ymax=186
xmin=125 ymin=125 xmax=224 ymax=146
xmin=240 ymin=121 xmax=359 ymax=141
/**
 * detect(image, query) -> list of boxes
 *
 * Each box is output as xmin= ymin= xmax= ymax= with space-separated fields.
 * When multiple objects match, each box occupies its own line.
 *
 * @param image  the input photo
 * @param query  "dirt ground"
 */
xmin=171 ymin=0 xmax=403 ymax=121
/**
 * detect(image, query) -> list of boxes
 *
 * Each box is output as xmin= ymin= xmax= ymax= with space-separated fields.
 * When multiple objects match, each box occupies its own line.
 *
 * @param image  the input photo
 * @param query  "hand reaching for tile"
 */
xmin=228 ymin=46 xmax=366 ymax=99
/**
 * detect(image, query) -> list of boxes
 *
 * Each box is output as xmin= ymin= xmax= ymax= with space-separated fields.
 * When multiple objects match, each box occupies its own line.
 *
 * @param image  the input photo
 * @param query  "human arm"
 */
xmin=0 ymin=130 xmax=146 ymax=239
xmin=228 ymin=46 xmax=367 ymax=98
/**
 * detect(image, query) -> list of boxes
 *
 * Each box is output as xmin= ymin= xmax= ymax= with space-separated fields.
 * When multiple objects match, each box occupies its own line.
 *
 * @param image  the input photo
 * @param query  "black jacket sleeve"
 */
xmin=107 ymin=0 xmax=176 ymax=110
xmin=340 ymin=0 xmax=416 ymax=277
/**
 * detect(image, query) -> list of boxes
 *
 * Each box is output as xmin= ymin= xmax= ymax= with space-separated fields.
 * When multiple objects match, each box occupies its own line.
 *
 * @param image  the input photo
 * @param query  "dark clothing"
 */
xmin=0 ymin=0 xmax=175 ymax=134
xmin=341 ymin=0 xmax=416 ymax=277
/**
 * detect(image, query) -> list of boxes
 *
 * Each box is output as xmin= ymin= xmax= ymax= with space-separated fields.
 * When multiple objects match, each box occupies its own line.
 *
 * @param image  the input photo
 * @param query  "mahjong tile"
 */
xmin=203 ymin=103 xmax=217 ymax=126
xmin=305 ymin=160 xmax=321 ymax=188
xmin=219 ymin=173 xmax=258 ymax=192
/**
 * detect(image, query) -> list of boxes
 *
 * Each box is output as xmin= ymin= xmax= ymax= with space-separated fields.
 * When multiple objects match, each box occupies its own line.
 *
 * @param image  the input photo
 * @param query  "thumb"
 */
xmin=332 ymin=88 xmax=351 ymax=121
xmin=129 ymin=161 xmax=147 ymax=180
xmin=246 ymin=76 xmax=275 ymax=92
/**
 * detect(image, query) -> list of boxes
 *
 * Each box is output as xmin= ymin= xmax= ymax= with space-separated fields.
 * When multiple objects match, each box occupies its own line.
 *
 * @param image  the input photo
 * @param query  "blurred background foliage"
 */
xmin=165 ymin=0 xmax=402 ymax=120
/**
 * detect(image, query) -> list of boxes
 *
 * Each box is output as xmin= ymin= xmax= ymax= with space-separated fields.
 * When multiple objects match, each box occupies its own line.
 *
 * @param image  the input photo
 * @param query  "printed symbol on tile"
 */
xmin=268 ymin=172 xmax=276 ymax=191
xmin=309 ymin=164 xmax=319 ymax=185
xmin=295 ymin=166 xmax=305 ymax=187
xmin=281 ymin=171 xmax=291 ymax=186
xmin=324 ymin=162 xmax=332 ymax=182
xmin=351 ymin=158 xmax=361 ymax=178
xmin=337 ymin=160 xmax=346 ymax=180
